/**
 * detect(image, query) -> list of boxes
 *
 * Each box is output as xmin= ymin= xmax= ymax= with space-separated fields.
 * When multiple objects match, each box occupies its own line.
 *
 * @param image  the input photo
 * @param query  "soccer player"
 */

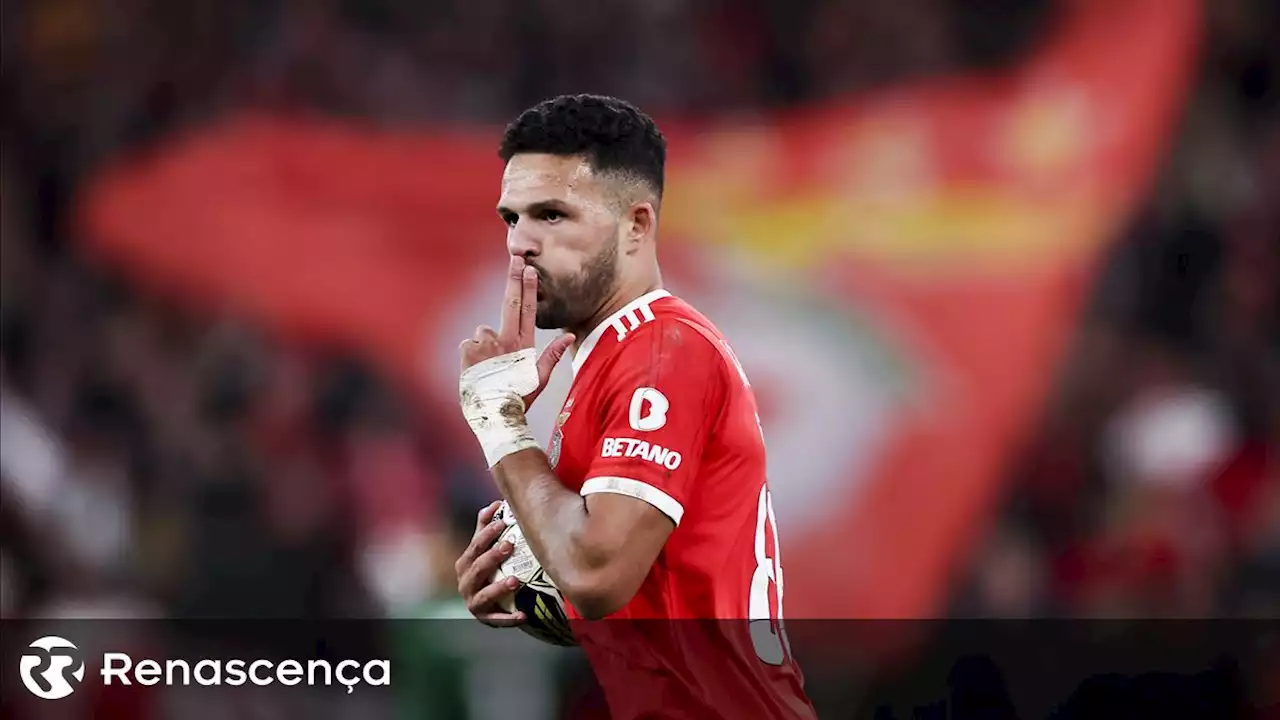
xmin=454 ymin=94 xmax=817 ymax=719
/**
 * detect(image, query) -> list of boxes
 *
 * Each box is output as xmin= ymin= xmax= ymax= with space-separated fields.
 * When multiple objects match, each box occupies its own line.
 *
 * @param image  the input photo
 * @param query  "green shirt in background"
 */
xmin=393 ymin=597 xmax=578 ymax=720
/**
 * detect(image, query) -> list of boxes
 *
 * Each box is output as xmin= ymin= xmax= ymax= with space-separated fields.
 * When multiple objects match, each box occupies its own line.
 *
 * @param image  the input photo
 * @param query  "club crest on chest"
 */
xmin=548 ymin=397 xmax=574 ymax=469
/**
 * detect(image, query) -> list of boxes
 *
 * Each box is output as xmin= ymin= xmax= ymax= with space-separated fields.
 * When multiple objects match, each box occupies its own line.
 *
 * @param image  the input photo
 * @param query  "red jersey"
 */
xmin=548 ymin=289 xmax=817 ymax=720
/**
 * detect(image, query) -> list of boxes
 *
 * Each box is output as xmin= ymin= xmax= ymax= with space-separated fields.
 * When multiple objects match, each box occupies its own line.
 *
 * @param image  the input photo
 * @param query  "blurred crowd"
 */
xmin=954 ymin=0 xmax=1280 ymax=619
xmin=1 ymin=0 xmax=1277 ymax=635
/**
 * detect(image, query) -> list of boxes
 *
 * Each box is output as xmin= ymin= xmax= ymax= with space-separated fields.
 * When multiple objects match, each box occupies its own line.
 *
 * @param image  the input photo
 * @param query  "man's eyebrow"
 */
xmin=495 ymin=200 xmax=571 ymax=216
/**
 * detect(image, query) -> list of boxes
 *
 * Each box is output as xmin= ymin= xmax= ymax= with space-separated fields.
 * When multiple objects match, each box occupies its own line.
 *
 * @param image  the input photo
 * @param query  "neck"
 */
xmin=568 ymin=275 xmax=662 ymax=350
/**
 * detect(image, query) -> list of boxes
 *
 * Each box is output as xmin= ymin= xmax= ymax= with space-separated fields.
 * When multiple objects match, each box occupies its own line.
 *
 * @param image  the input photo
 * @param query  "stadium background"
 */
xmin=0 ymin=0 xmax=1276 ymax=717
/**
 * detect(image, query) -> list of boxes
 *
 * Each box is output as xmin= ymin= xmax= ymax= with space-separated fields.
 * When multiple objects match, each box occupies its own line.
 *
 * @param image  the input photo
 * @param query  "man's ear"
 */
xmin=623 ymin=202 xmax=657 ymax=255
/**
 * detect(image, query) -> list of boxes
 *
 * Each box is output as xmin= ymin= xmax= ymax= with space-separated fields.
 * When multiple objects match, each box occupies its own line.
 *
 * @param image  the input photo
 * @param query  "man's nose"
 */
xmin=506 ymin=221 xmax=541 ymax=259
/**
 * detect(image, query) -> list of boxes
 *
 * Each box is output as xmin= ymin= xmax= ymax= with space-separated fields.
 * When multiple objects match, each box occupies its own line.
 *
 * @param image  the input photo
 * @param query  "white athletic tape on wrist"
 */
xmin=459 ymin=348 xmax=542 ymax=467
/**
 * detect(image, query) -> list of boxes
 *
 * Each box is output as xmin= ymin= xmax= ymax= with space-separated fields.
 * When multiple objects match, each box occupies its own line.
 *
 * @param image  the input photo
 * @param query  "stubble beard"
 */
xmin=534 ymin=239 xmax=619 ymax=332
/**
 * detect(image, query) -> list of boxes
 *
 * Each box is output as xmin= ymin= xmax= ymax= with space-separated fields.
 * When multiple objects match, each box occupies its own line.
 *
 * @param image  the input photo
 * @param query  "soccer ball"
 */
xmin=491 ymin=502 xmax=577 ymax=646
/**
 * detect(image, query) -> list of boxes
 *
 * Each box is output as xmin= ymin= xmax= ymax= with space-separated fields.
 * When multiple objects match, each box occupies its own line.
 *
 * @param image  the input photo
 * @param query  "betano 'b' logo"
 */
xmin=20 ymin=636 xmax=85 ymax=700
xmin=628 ymin=387 xmax=669 ymax=432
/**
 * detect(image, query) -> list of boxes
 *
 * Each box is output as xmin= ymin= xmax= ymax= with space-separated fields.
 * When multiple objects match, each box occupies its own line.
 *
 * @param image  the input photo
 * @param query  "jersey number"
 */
xmin=748 ymin=484 xmax=791 ymax=665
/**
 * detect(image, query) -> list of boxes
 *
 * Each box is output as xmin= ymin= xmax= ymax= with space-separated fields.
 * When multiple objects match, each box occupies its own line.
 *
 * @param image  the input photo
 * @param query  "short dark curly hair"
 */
xmin=498 ymin=94 xmax=667 ymax=198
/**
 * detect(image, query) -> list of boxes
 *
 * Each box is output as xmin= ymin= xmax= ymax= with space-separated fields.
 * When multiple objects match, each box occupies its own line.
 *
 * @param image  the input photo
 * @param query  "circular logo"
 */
xmin=19 ymin=636 xmax=85 ymax=700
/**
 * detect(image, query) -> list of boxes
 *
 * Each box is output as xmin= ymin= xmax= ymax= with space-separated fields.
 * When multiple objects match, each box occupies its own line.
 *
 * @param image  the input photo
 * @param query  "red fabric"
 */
xmin=553 ymin=293 xmax=815 ymax=719
xmin=1212 ymin=441 xmax=1272 ymax=541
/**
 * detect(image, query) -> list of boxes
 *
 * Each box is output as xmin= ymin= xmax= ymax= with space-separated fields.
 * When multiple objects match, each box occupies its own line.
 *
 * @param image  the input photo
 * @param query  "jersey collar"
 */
xmin=570 ymin=289 xmax=672 ymax=377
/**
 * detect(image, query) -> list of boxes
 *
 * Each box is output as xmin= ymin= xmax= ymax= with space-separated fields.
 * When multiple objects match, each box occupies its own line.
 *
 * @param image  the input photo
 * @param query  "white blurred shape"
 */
xmin=52 ymin=459 xmax=133 ymax=574
xmin=360 ymin=528 xmax=435 ymax=615
xmin=1105 ymin=386 xmax=1237 ymax=490
xmin=0 ymin=389 xmax=67 ymax=514
xmin=2 ymin=386 xmax=133 ymax=576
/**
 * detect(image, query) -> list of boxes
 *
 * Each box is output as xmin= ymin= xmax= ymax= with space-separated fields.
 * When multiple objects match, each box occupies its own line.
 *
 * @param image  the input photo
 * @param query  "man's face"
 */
xmin=497 ymin=153 xmax=621 ymax=330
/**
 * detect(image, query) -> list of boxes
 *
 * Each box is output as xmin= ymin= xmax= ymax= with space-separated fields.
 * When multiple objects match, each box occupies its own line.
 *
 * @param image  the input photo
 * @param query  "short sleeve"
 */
xmin=580 ymin=319 xmax=727 ymax=527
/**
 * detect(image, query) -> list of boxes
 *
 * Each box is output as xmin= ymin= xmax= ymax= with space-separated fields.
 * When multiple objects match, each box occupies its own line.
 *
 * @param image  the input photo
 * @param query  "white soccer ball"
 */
xmin=490 ymin=502 xmax=576 ymax=646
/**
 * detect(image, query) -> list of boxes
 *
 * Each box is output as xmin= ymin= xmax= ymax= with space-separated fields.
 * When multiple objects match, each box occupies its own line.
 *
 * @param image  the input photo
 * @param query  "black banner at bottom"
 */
xmin=0 ymin=619 xmax=1275 ymax=719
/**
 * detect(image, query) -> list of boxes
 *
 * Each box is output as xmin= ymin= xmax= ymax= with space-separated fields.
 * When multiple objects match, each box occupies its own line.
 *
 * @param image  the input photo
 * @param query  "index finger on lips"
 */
xmin=499 ymin=255 xmax=525 ymax=343
xmin=520 ymin=265 xmax=537 ymax=346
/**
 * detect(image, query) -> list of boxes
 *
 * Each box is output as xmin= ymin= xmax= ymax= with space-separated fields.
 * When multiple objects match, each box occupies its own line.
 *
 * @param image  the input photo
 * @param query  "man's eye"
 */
xmin=501 ymin=214 xmax=518 ymax=227
xmin=541 ymin=210 xmax=564 ymax=222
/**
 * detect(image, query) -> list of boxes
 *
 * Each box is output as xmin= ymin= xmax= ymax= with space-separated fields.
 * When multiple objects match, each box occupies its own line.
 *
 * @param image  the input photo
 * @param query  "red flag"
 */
xmin=79 ymin=0 xmax=1200 ymax=617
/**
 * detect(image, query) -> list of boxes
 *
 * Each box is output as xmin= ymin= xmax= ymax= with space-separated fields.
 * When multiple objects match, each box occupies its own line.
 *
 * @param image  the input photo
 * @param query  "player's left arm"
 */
xmin=492 ymin=319 xmax=726 ymax=620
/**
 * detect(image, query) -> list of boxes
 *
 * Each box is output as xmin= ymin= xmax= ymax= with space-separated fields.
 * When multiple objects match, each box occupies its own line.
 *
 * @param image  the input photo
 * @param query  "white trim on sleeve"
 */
xmin=580 ymin=476 xmax=685 ymax=526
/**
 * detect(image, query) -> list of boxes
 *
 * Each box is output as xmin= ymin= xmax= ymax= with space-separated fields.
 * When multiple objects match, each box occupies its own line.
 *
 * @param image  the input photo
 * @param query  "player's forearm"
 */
xmin=491 ymin=448 xmax=625 ymax=619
